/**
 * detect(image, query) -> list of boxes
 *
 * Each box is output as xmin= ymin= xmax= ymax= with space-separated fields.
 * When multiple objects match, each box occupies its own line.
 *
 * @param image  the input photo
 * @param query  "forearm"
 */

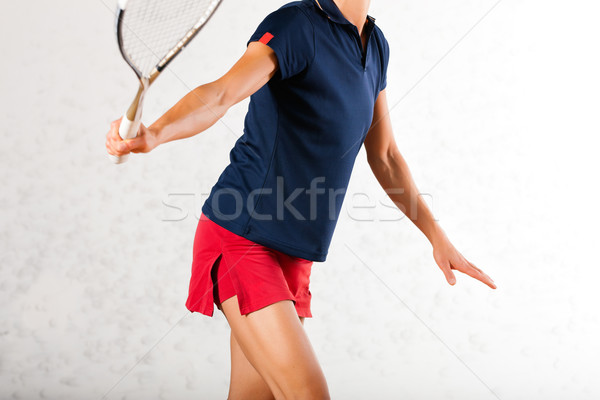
xmin=149 ymin=81 xmax=228 ymax=146
xmin=369 ymin=149 xmax=446 ymax=246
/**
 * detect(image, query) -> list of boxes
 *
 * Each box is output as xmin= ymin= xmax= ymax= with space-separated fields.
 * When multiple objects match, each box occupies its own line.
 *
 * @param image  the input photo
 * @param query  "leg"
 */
xmin=221 ymin=295 xmax=329 ymax=400
xmin=228 ymin=330 xmax=275 ymax=400
xmin=227 ymin=317 xmax=306 ymax=399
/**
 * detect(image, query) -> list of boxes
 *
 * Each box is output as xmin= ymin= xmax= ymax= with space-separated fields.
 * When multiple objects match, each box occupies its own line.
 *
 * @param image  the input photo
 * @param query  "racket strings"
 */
xmin=119 ymin=0 xmax=220 ymax=77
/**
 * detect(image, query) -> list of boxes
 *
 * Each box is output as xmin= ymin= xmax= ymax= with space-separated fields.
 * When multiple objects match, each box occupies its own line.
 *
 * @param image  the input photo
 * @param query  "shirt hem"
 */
xmin=201 ymin=204 xmax=328 ymax=262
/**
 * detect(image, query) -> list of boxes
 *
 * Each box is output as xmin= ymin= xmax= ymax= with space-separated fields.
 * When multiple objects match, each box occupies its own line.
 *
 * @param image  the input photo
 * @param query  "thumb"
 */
xmin=440 ymin=260 xmax=456 ymax=286
xmin=123 ymin=135 xmax=146 ymax=151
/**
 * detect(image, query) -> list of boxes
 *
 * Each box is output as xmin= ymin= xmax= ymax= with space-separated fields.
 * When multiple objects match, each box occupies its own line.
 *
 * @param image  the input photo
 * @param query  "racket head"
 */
xmin=115 ymin=0 xmax=222 ymax=82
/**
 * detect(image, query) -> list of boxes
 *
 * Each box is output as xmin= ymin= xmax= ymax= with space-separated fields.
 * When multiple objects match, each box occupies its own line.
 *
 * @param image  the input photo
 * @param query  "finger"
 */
xmin=106 ymin=137 xmax=120 ymax=156
xmin=109 ymin=117 xmax=124 ymax=141
xmin=466 ymin=260 xmax=483 ymax=274
xmin=457 ymin=259 xmax=496 ymax=289
xmin=106 ymin=118 xmax=127 ymax=156
xmin=123 ymin=135 xmax=146 ymax=153
xmin=106 ymin=139 xmax=129 ymax=157
xmin=106 ymin=141 xmax=115 ymax=155
xmin=438 ymin=259 xmax=456 ymax=286
xmin=465 ymin=260 xmax=495 ymax=287
xmin=116 ymin=140 xmax=131 ymax=155
xmin=106 ymin=145 xmax=120 ymax=157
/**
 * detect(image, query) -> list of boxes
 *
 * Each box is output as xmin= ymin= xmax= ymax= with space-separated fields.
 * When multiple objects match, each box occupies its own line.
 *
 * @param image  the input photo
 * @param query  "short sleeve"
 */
xmin=377 ymin=28 xmax=390 ymax=92
xmin=247 ymin=6 xmax=315 ymax=80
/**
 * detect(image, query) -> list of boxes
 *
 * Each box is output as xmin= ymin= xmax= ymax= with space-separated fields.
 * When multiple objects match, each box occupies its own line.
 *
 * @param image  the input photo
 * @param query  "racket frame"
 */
xmin=110 ymin=0 xmax=222 ymax=163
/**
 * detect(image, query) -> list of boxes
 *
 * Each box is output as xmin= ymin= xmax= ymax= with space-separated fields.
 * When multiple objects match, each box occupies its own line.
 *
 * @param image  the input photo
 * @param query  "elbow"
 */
xmin=367 ymin=146 xmax=397 ymax=170
xmin=367 ymin=152 xmax=391 ymax=176
xmin=215 ymin=84 xmax=233 ymax=111
xmin=211 ymin=75 xmax=245 ymax=113
xmin=199 ymin=80 xmax=230 ymax=117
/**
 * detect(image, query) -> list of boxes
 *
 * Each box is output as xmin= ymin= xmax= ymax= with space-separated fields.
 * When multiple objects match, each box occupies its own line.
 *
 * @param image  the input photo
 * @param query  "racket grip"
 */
xmin=108 ymin=114 xmax=141 ymax=164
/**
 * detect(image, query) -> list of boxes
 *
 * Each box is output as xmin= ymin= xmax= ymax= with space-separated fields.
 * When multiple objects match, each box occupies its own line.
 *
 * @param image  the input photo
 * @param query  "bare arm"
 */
xmin=364 ymin=89 xmax=496 ymax=289
xmin=364 ymin=90 xmax=441 ymax=245
xmin=106 ymin=41 xmax=278 ymax=156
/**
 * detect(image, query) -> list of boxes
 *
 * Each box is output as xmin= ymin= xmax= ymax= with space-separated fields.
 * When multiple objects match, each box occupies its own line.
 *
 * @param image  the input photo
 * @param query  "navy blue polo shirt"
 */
xmin=201 ymin=0 xmax=390 ymax=261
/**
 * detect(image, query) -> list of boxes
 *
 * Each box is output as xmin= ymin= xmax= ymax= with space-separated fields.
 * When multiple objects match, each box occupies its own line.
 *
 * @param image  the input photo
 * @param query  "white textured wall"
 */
xmin=1 ymin=0 xmax=599 ymax=399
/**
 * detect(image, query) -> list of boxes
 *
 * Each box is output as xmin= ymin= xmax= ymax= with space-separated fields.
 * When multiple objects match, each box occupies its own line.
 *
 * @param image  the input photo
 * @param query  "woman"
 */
xmin=106 ymin=0 xmax=496 ymax=398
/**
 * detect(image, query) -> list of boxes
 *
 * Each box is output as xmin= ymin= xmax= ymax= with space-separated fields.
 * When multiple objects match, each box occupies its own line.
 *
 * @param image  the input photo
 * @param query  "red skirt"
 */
xmin=185 ymin=213 xmax=313 ymax=318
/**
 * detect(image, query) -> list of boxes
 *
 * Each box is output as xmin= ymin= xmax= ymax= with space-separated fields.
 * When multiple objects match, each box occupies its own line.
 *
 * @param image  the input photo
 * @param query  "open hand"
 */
xmin=432 ymin=235 xmax=496 ymax=289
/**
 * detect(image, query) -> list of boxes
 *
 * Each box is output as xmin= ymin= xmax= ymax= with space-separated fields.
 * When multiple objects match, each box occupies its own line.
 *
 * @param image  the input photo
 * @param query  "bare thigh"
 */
xmin=220 ymin=295 xmax=329 ymax=400
xmin=227 ymin=317 xmax=305 ymax=400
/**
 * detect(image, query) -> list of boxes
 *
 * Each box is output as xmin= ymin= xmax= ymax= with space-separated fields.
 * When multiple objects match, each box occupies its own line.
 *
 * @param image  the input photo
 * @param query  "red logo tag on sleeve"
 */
xmin=259 ymin=32 xmax=274 ymax=45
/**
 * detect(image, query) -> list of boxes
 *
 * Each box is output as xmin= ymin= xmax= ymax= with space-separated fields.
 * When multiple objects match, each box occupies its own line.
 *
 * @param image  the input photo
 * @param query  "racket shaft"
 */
xmin=121 ymin=83 xmax=145 ymax=139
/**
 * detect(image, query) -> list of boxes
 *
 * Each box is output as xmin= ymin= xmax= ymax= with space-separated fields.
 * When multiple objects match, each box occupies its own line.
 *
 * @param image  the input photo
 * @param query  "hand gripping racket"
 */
xmin=110 ymin=0 xmax=222 ymax=164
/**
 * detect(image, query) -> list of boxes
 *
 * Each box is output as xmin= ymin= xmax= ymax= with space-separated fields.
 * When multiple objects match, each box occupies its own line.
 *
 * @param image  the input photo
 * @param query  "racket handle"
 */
xmin=108 ymin=114 xmax=141 ymax=164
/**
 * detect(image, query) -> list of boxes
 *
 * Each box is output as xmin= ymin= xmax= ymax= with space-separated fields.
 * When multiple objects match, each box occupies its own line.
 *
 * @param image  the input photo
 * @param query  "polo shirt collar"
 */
xmin=309 ymin=0 xmax=375 ymax=32
xmin=313 ymin=0 xmax=376 ymax=27
xmin=313 ymin=0 xmax=350 ymax=24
